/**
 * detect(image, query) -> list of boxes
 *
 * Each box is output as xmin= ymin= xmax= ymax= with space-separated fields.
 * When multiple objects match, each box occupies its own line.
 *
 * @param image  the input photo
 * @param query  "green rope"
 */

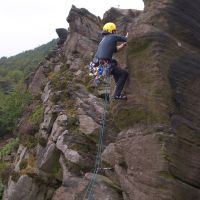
xmin=83 ymin=75 xmax=110 ymax=200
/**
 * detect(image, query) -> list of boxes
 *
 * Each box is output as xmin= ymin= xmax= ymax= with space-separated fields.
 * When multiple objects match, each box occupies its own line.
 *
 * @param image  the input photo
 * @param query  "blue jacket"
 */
xmin=95 ymin=32 xmax=127 ymax=60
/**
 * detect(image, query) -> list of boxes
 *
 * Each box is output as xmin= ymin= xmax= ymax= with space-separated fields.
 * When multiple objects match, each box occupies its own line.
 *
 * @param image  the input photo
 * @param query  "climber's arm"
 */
xmin=116 ymin=32 xmax=128 ymax=51
xmin=116 ymin=42 xmax=127 ymax=51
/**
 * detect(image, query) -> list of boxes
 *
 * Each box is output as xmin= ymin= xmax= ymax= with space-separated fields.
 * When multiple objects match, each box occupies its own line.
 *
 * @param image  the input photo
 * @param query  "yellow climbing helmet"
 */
xmin=103 ymin=22 xmax=117 ymax=33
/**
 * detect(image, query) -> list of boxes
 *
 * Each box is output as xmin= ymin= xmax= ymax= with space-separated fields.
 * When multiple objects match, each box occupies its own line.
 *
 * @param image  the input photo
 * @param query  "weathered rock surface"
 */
xmin=3 ymin=175 xmax=53 ymax=200
xmin=55 ymin=28 xmax=68 ymax=46
xmin=3 ymin=1 xmax=200 ymax=200
xmin=37 ymin=141 xmax=60 ymax=173
xmin=49 ymin=114 xmax=68 ymax=142
xmin=104 ymin=0 xmax=200 ymax=199
xmin=28 ymin=64 xmax=48 ymax=96
xmin=52 ymin=173 xmax=122 ymax=200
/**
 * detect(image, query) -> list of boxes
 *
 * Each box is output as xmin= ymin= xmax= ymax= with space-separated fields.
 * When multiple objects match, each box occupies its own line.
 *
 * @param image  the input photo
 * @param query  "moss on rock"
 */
xmin=128 ymin=38 xmax=153 ymax=55
xmin=30 ymin=105 xmax=44 ymax=125
xmin=113 ymin=106 xmax=158 ymax=129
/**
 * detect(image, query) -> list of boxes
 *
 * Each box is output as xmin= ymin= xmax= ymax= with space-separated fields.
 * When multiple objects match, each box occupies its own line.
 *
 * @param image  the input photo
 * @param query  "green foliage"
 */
xmin=0 ymin=139 xmax=19 ymax=196
xmin=19 ymin=159 xmax=28 ymax=170
xmin=0 ymin=39 xmax=57 ymax=137
xmin=0 ymin=39 xmax=57 ymax=94
xmin=0 ymin=69 xmax=24 ymax=93
xmin=37 ymin=137 xmax=47 ymax=147
xmin=7 ymin=70 xmax=24 ymax=83
xmin=0 ymin=91 xmax=5 ymax=105
xmin=0 ymin=138 xmax=19 ymax=159
xmin=48 ymin=70 xmax=73 ymax=91
xmin=30 ymin=105 xmax=44 ymax=125
xmin=0 ymin=83 xmax=31 ymax=137
xmin=19 ymin=135 xmax=38 ymax=149
xmin=0 ymin=76 xmax=13 ymax=93
xmin=11 ymin=171 xmax=20 ymax=182
xmin=67 ymin=115 xmax=79 ymax=130
xmin=0 ymin=178 xmax=4 ymax=199
xmin=0 ymin=39 xmax=57 ymax=76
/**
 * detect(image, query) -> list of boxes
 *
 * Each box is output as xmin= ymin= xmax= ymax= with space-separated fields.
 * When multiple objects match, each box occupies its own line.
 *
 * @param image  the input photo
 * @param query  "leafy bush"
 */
xmin=0 ymin=179 xmax=4 ymax=199
xmin=30 ymin=105 xmax=44 ymax=125
xmin=0 ymin=138 xmax=19 ymax=159
xmin=0 ymin=39 xmax=57 ymax=137
xmin=0 ymin=139 xmax=19 ymax=196
xmin=0 ymin=83 xmax=31 ymax=137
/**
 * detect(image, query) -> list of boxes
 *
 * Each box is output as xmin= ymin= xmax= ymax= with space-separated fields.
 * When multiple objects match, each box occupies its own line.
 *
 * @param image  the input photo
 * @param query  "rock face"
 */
xmin=3 ymin=175 xmax=53 ymax=200
xmin=3 ymin=1 xmax=200 ymax=200
xmin=105 ymin=0 xmax=200 ymax=199
xmin=55 ymin=28 xmax=68 ymax=46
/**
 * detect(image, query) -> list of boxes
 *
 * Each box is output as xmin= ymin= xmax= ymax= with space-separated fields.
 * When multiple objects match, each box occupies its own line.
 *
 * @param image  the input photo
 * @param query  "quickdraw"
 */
xmin=89 ymin=59 xmax=111 ymax=85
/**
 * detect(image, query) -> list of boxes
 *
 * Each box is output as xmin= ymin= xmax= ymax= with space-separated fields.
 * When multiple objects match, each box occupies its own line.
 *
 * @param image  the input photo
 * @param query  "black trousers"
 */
xmin=110 ymin=60 xmax=128 ymax=97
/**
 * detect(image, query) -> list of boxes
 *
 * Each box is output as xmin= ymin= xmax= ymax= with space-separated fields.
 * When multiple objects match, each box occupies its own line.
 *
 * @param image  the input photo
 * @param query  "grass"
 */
xmin=30 ymin=105 xmax=44 ymax=125
xmin=0 ymin=138 xmax=19 ymax=160
xmin=0 ymin=178 xmax=4 ymax=199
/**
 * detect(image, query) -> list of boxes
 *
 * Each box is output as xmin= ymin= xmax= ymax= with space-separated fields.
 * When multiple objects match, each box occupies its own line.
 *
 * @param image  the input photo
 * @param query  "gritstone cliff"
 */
xmin=2 ymin=1 xmax=200 ymax=200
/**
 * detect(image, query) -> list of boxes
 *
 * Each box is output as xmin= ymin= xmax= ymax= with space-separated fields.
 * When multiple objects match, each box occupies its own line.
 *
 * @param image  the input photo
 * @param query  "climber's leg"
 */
xmin=114 ymin=69 xmax=128 ymax=98
xmin=110 ymin=61 xmax=128 ymax=99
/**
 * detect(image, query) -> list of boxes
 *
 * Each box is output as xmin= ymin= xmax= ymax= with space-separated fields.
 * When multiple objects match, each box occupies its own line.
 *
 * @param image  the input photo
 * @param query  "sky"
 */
xmin=0 ymin=0 xmax=144 ymax=58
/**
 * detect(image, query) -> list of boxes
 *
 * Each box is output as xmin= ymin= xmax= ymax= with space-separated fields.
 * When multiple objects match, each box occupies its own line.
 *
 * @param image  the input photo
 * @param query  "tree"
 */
xmin=0 ymin=82 xmax=31 ymax=137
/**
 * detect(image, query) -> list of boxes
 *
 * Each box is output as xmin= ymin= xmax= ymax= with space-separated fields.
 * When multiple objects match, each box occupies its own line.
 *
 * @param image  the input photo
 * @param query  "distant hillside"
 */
xmin=0 ymin=39 xmax=57 ymax=73
xmin=0 ymin=39 xmax=57 ymax=93
xmin=0 ymin=39 xmax=57 ymax=137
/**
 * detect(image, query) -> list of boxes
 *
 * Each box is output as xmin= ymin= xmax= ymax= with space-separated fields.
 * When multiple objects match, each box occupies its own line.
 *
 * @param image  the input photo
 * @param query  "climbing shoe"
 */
xmin=114 ymin=95 xmax=127 ymax=100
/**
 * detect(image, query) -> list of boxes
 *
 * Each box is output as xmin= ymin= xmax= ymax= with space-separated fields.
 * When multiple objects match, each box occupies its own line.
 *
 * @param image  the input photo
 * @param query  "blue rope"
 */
xmin=83 ymin=75 xmax=110 ymax=200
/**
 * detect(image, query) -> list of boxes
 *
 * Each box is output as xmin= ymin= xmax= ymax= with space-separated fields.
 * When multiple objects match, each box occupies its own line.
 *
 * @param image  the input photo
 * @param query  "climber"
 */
xmin=90 ymin=22 xmax=129 ymax=100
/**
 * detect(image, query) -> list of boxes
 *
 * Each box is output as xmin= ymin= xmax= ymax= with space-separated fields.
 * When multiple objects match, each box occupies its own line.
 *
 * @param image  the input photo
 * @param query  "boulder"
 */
xmin=50 ymin=114 xmax=68 ymax=142
xmin=28 ymin=65 xmax=47 ymax=97
xmin=52 ymin=173 xmax=122 ymax=200
xmin=37 ymin=141 xmax=60 ymax=173
xmin=55 ymin=28 xmax=68 ymax=46
xmin=3 ymin=175 xmax=52 ymax=200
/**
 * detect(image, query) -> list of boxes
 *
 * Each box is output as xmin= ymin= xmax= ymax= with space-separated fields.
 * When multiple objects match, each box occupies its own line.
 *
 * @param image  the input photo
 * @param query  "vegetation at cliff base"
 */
xmin=0 ymin=138 xmax=19 ymax=160
xmin=0 ymin=39 xmax=57 ymax=137
xmin=0 ymin=83 xmax=31 ymax=137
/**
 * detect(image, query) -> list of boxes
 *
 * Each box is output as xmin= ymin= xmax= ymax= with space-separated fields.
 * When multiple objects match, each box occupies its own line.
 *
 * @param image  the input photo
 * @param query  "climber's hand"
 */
xmin=126 ymin=32 xmax=129 ymax=38
xmin=123 ymin=42 xmax=127 ymax=47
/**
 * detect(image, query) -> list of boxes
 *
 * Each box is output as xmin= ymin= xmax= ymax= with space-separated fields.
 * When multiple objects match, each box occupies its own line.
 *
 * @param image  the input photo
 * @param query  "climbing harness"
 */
xmin=83 ymin=67 xmax=111 ymax=200
xmin=89 ymin=59 xmax=111 ymax=86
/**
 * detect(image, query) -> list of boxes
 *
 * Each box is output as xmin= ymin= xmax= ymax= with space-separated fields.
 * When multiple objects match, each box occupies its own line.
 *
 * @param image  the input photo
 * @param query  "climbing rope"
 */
xmin=83 ymin=72 xmax=111 ymax=200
